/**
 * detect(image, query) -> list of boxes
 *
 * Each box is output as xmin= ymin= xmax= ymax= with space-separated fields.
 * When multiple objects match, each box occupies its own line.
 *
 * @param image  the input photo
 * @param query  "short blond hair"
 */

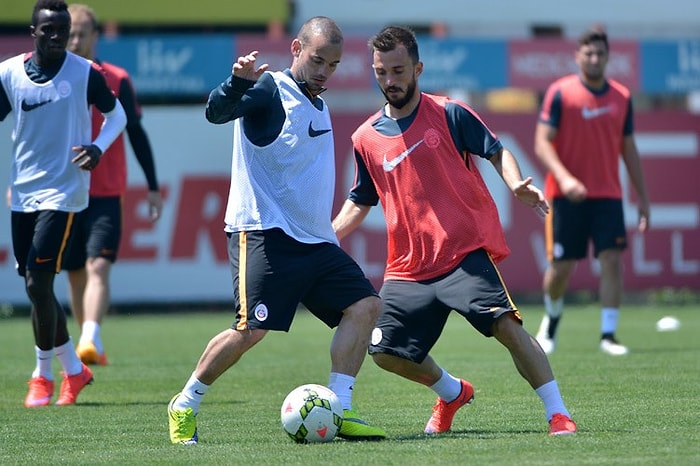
xmin=68 ymin=3 xmax=98 ymax=30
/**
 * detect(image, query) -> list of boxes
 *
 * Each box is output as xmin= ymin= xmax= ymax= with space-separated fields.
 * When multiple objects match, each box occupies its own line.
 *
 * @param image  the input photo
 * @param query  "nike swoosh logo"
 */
xmin=21 ymin=99 xmax=52 ymax=112
xmin=581 ymin=106 xmax=611 ymax=120
xmin=308 ymin=122 xmax=331 ymax=138
xmin=194 ymin=390 xmax=205 ymax=395
xmin=382 ymin=139 xmax=424 ymax=172
xmin=35 ymin=257 xmax=53 ymax=264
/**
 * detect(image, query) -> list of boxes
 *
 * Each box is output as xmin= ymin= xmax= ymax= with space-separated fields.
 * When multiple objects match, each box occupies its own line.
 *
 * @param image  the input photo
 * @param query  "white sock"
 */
xmin=328 ymin=372 xmax=355 ymax=411
xmin=80 ymin=320 xmax=103 ymax=353
xmin=601 ymin=307 xmax=619 ymax=335
xmin=55 ymin=339 xmax=84 ymax=376
xmin=535 ymin=380 xmax=570 ymax=421
xmin=174 ymin=372 xmax=210 ymax=415
xmin=32 ymin=346 xmax=54 ymax=380
xmin=429 ymin=368 xmax=462 ymax=402
xmin=544 ymin=294 xmax=564 ymax=318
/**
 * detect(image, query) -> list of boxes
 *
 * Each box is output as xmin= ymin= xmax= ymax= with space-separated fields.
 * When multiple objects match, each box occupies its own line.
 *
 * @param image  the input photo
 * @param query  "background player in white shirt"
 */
xmin=0 ymin=0 xmax=126 ymax=407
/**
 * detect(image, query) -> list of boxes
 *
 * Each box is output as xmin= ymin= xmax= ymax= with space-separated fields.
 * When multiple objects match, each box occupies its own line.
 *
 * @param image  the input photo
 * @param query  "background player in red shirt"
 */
xmin=63 ymin=4 xmax=163 ymax=365
xmin=534 ymin=28 xmax=650 ymax=356
xmin=333 ymin=26 xmax=576 ymax=436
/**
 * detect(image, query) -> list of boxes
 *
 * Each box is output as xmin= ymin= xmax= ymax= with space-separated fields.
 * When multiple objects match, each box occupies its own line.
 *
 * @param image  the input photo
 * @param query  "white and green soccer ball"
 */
xmin=280 ymin=384 xmax=343 ymax=443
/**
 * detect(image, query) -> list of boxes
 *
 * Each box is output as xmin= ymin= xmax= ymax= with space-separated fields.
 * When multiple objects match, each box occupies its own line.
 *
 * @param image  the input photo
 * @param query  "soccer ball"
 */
xmin=280 ymin=384 xmax=343 ymax=443
xmin=656 ymin=316 xmax=681 ymax=332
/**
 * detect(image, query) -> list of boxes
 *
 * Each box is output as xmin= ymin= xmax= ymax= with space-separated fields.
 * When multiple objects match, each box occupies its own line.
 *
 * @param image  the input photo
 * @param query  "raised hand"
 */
xmin=232 ymin=51 xmax=269 ymax=82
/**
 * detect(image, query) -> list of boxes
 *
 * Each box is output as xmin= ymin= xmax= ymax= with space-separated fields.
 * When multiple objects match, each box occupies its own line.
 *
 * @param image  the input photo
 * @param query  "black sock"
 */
xmin=547 ymin=316 xmax=561 ymax=339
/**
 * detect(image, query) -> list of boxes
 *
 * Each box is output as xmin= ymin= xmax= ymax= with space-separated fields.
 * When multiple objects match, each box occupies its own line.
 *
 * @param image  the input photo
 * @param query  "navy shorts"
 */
xmin=12 ymin=210 xmax=75 ymax=276
xmin=226 ymin=228 xmax=378 ymax=331
xmin=62 ymin=196 xmax=122 ymax=270
xmin=546 ymin=197 xmax=627 ymax=261
xmin=369 ymin=248 xmax=522 ymax=363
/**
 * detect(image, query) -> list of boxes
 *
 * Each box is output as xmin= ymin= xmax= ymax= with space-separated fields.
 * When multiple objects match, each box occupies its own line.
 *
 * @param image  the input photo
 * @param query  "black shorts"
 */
xmin=369 ymin=248 xmax=522 ymax=363
xmin=62 ymin=196 xmax=122 ymax=270
xmin=227 ymin=228 xmax=378 ymax=331
xmin=547 ymin=197 xmax=627 ymax=261
xmin=12 ymin=210 xmax=75 ymax=277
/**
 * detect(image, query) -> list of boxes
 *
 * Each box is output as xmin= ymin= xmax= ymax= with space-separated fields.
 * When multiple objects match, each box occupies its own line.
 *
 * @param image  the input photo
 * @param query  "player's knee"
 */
xmin=370 ymin=351 xmax=394 ymax=371
xmin=366 ymin=296 xmax=382 ymax=321
xmin=491 ymin=312 xmax=520 ymax=340
xmin=345 ymin=295 xmax=382 ymax=324
xmin=24 ymin=271 xmax=53 ymax=302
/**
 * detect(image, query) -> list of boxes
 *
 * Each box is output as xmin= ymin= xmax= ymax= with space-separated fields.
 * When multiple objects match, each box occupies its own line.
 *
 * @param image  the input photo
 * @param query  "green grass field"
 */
xmin=1 ymin=304 xmax=698 ymax=465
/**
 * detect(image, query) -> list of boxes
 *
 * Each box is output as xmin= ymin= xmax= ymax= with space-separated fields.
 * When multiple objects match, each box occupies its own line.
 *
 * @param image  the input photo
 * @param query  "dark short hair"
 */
xmin=32 ymin=0 xmax=68 ymax=26
xmin=369 ymin=26 xmax=420 ymax=63
xmin=298 ymin=16 xmax=343 ymax=46
xmin=578 ymin=28 xmax=609 ymax=51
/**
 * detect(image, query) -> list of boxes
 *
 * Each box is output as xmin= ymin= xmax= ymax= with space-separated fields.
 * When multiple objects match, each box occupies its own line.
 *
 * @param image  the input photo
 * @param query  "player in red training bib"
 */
xmin=333 ymin=25 xmax=576 ymax=436
xmin=534 ymin=28 xmax=650 ymax=356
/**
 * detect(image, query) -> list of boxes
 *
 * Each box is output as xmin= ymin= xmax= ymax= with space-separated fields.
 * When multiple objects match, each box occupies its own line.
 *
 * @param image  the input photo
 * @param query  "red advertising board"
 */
xmin=236 ymin=35 xmax=373 ymax=90
xmin=509 ymin=39 xmax=639 ymax=92
xmin=0 ymin=36 xmax=33 ymax=61
xmin=331 ymin=111 xmax=699 ymax=292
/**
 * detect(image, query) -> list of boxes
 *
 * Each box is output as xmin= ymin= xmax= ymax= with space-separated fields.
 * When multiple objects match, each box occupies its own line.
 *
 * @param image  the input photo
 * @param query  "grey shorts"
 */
xmin=369 ymin=248 xmax=521 ymax=363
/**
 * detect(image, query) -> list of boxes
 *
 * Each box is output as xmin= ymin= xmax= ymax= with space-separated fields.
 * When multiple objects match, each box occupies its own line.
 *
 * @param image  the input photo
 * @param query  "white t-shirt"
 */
xmin=224 ymin=71 xmax=338 ymax=245
xmin=0 ymin=52 xmax=92 ymax=212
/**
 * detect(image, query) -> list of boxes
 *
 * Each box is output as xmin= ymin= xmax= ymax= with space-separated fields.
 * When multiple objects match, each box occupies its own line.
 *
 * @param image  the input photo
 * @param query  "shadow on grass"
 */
xmin=72 ymin=399 xmax=246 ymax=408
xmin=388 ymin=428 xmax=548 ymax=441
xmin=622 ymin=346 xmax=698 ymax=354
